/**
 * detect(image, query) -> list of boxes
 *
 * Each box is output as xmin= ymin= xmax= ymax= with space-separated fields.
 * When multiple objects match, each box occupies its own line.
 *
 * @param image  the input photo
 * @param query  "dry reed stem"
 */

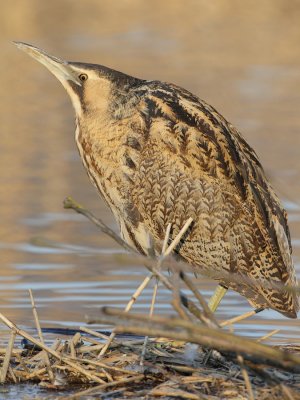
xmin=98 ymin=308 xmax=300 ymax=371
xmin=98 ymin=272 xmax=153 ymax=357
xmin=26 ymin=367 xmax=47 ymax=380
xmin=172 ymin=273 xmax=191 ymax=321
xmin=80 ymin=326 xmax=110 ymax=341
xmin=101 ymin=218 xmax=194 ymax=358
xmin=29 ymin=289 xmax=54 ymax=383
xmin=140 ymin=223 xmax=171 ymax=364
xmin=69 ymin=375 xmax=144 ymax=398
xmin=0 ymin=330 xmax=16 ymax=383
xmin=69 ymin=340 xmax=76 ymax=358
xmin=68 ymin=356 xmax=141 ymax=375
xmin=257 ymin=329 xmax=280 ymax=342
xmin=162 ymin=218 xmax=193 ymax=258
xmin=82 ymin=336 xmax=102 ymax=346
xmin=0 ymin=348 xmax=23 ymax=356
xmin=69 ymin=332 xmax=81 ymax=358
xmin=162 ymin=223 xmax=172 ymax=254
xmin=15 ymin=352 xmax=29 ymax=374
xmin=280 ymin=384 xmax=297 ymax=400
xmin=78 ymin=344 xmax=105 ymax=353
xmin=220 ymin=308 xmax=263 ymax=327
xmin=61 ymin=358 xmax=107 ymax=384
xmin=140 ymin=278 xmax=159 ymax=365
xmin=143 ymin=262 xmax=211 ymax=325
xmin=150 ymin=388 xmax=203 ymax=400
xmin=8 ymin=365 xmax=17 ymax=383
xmin=179 ymin=271 xmax=218 ymax=326
xmin=237 ymin=354 xmax=255 ymax=400
xmin=64 ymin=197 xmax=137 ymax=254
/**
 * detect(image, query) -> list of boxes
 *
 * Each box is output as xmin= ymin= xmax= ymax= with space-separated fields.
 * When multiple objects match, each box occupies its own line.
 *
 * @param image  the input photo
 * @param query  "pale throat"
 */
xmin=74 ymin=114 xmax=129 ymax=187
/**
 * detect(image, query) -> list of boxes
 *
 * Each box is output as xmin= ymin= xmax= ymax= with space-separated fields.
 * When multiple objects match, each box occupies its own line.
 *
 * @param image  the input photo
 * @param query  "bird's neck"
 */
xmin=74 ymin=113 xmax=142 ymax=213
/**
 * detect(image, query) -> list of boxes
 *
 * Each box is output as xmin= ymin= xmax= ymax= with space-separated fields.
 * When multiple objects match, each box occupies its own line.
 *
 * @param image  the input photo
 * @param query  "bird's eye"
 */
xmin=79 ymin=73 xmax=88 ymax=82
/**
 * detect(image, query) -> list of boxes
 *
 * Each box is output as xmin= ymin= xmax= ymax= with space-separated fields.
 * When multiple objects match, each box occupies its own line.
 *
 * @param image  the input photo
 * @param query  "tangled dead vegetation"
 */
xmin=1 ymin=306 xmax=300 ymax=399
xmin=1 ymin=197 xmax=300 ymax=399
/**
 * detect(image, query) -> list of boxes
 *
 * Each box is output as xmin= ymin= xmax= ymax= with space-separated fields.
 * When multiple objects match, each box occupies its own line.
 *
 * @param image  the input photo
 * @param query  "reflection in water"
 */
xmin=1 ymin=1 xmax=300 ymax=355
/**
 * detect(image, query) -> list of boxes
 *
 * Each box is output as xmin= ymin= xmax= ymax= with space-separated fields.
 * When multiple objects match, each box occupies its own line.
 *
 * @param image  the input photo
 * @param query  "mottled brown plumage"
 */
xmin=16 ymin=42 xmax=299 ymax=318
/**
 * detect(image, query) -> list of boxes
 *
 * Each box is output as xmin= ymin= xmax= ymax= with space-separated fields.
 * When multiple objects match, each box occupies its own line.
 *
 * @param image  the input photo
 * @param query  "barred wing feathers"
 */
xmin=131 ymin=81 xmax=298 ymax=317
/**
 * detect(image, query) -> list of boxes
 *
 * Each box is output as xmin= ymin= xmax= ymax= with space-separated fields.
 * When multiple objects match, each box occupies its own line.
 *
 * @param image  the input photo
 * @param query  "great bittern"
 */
xmin=15 ymin=42 xmax=299 ymax=318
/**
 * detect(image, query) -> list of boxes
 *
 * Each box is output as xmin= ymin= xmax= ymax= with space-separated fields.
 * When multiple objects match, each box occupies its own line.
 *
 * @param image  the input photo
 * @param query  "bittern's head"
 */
xmin=14 ymin=42 xmax=142 ymax=118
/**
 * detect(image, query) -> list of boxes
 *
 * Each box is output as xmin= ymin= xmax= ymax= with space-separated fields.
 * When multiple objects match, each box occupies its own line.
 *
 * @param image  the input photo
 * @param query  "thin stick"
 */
xmin=61 ymin=357 xmax=106 ymax=384
xmin=143 ymin=263 xmax=213 ymax=326
xmin=70 ymin=375 xmax=144 ymax=398
xmin=65 ymin=200 xmax=216 ymax=326
xmin=80 ymin=326 xmax=110 ymax=341
xmin=78 ymin=344 xmax=105 ymax=353
xmin=98 ymin=273 xmax=153 ymax=356
xmin=162 ymin=223 xmax=172 ymax=254
xmin=280 ymin=384 xmax=297 ymax=400
xmin=140 ymin=278 xmax=159 ymax=365
xmin=26 ymin=367 xmax=47 ymax=380
xmin=70 ymin=332 xmax=81 ymax=358
xmin=0 ymin=348 xmax=23 ymax=356
xmin=257 ymin=329 xmax=280 ymax=343
xmin=162 ymin=218 xmax=193 ymax=258
xmin=237 ymin=354 xmax=254 ymax=400
xmin=29 ymin=289 xmax=54 ymax=383
xmin=140 ymin=223 xmax=171 ymax=364
xmin=220 ymin=308 xmax=263 ymax=327
xmin=172 ymin=272 xmax=191 ymax=321
xmin=8 ymin=365 xmax=17 ymax=383
xmin=0 ymin=330 xmax=16 ymax=383
xmin=98 ymin=307 xmax=300 ymax=370
xmin=100 ymin=220 xmax=194 ymax=358
xmin=179 ymin=271 xmax=218 ymax=327
xmin=68 ymin=356 xmax=141 ymax=375
xmin=151 ymin=389 xmax=200 ymax=400
xmin=64 ymin=197 xmax=137 ymax=254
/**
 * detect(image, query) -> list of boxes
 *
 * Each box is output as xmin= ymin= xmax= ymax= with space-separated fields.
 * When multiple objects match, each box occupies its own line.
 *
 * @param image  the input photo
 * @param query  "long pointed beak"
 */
xmin=14 ymin=42 xmax=82 ymax=86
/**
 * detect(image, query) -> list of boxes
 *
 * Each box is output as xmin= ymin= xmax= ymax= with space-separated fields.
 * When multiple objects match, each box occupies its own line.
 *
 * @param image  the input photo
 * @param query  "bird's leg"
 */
xmin=208 ymin=285 xmax=228 ymax=312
